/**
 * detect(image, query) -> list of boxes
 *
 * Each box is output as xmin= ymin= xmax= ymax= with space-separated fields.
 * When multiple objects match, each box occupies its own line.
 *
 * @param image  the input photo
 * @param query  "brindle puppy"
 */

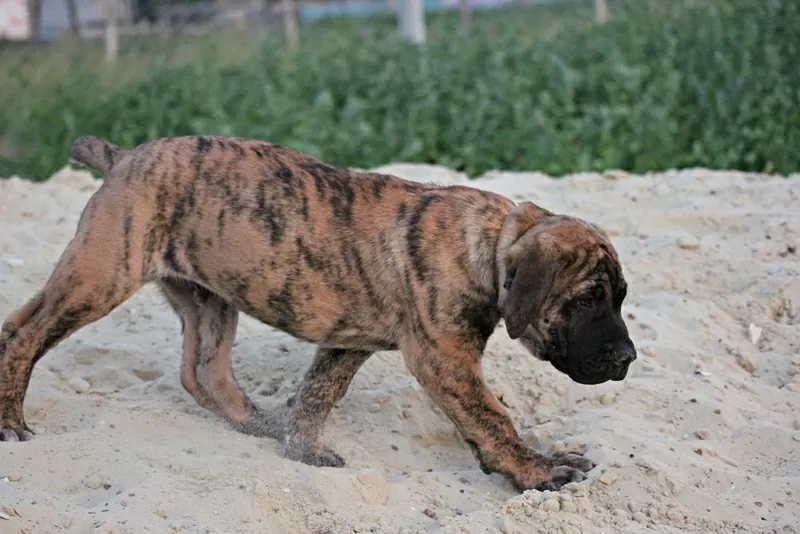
xmin=0 ymin=135 xmax=636 ymax=492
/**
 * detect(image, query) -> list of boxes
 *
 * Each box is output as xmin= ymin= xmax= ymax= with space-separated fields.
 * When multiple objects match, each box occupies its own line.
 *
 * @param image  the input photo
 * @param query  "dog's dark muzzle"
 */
xmin=559 ymin=339 xmax=637 ymax=385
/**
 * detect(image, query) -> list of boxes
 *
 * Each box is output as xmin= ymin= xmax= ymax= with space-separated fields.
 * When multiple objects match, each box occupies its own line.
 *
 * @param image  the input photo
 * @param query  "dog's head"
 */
xmin=496 ymin=202 xmax=636 ymax=385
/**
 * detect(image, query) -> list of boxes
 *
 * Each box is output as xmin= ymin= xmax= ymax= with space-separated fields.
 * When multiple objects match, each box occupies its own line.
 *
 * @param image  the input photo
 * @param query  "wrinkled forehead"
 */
xmin=550 ymin=217 xmax=625 ymax=293
xmin=548 ymin=216 xmax=616 ymax=251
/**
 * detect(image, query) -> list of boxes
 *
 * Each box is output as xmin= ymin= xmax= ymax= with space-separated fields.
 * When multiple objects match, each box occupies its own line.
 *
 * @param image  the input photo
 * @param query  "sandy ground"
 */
xmin=1 ymin=164 xmax=799 ymax=534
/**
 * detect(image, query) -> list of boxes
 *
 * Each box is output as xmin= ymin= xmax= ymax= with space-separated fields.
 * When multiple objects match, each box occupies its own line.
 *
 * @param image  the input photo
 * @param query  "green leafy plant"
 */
xmin=0 ymin=0 xmax=797 ymax=181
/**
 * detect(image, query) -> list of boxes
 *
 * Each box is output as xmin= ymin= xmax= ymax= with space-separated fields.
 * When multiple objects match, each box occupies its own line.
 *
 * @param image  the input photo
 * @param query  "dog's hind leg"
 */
xmin=0 ymin=194 xmax=143 ymax=442
xmin=158 ymin=280 xmax=284 ymax=438
xmin=158 ymin=281 xmax=219 ymax=413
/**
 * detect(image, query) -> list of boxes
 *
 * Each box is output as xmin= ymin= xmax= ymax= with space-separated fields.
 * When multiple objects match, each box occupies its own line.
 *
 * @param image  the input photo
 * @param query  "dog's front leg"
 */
xmin=401 ymin=337 xmax=594 ymax=492
xmin=282 ymin=347 xmax=374 ymax=468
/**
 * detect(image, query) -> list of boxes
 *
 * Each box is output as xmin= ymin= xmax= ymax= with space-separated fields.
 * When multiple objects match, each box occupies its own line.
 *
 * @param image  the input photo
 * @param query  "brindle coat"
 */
xmin=0 ymin=135 xmax=636 ymax=492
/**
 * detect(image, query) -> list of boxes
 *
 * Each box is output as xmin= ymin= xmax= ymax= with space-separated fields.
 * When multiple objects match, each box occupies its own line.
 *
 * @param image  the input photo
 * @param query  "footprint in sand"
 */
xmin=62 ymin=345 xmax=166 ymax=394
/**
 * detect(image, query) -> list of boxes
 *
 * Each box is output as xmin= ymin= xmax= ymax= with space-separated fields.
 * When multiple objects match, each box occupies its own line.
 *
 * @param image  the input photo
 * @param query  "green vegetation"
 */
xmin=0 ymin=0 xmax=797 ymax=180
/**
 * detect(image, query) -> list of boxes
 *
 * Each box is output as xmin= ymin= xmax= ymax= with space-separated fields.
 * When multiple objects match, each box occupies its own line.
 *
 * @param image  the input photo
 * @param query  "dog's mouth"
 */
xmin=543 ymin=328 xmax=634 ymax=385
xmin=611 ymin=364 xmax=629 ymax=381
xmin=563 ymin=363 xmax=630 ymax=385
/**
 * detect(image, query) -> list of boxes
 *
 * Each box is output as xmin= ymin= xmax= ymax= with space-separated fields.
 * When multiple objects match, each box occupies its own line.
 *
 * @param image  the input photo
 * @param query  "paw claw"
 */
xmin=552 ymin=452 xmax=595 ymax=473
xmin=540 ymin=465 xmax=588 ymax=490
xmin=527 ymin=451 xmax=594 ymax=491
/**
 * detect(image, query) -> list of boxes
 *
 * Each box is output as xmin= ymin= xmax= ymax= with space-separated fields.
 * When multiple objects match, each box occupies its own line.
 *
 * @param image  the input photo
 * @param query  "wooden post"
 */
xmin=594 ymin=0 xmax=609 ymax=24
xmin=398 ymin=0 xmax=425 ymax=44
xmin=459 ymin=0 xmax=470 ymax=35
xmin=282 ymin=0 xmax=299 ymax=52
xmin=105 ymin=0 xmax=120 ymax=63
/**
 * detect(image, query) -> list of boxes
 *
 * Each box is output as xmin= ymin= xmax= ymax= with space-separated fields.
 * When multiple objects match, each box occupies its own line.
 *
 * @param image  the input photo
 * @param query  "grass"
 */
xmin=0 ymin=0 xmax=797 ymax=181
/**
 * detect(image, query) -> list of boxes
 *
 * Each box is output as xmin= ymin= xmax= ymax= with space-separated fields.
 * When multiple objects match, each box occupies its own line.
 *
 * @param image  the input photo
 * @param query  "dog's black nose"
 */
xmin=616 ymin=345 xmax=637 ymax=366
xmin=606 ymin=342 xmax=636 ymax=366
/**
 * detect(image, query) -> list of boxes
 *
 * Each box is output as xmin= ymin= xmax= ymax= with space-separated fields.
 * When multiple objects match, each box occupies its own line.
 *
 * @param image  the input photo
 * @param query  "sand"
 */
xmin=1 ymin=164 xmax=799 ymax=534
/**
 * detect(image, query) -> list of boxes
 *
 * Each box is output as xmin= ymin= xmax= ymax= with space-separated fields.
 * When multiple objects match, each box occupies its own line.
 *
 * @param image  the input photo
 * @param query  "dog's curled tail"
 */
xmin=71 ymin=135 xmax=128 ymax=175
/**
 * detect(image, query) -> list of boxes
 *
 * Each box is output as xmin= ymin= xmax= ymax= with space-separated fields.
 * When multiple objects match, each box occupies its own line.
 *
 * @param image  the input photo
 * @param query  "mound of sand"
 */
xmin=1 ymin=164 xmax=799 ymax=534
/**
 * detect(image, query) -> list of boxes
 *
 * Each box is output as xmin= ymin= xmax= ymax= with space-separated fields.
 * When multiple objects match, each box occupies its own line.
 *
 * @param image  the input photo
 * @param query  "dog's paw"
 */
xmin=0 ymin=424 xmax=34 ymax=443
xmin=283 ymin=441 xmax=346 ymax=468
xmin=550 ymin=450 xmax=596 ymax=472
xmin=534 ymin=465 xmax=588 ymax=491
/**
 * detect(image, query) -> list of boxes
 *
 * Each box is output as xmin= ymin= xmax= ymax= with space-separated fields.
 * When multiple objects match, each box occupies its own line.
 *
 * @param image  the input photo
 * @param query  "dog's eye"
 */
xmin=575 ymin=287 xmax=604 ymax=308
xmin=594 ymin=286 xmax=606 ymax=300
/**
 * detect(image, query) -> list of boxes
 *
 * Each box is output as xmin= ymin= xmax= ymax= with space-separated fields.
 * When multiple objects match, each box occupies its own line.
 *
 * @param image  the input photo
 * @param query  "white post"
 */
xmin=459 ymin=0 xmax=470 ymax=35
xmin=105 ymin=0 xmax=120 ymax=63
xmin=398 ymin=0 xmax=425 ymax=44
xmin=594 ymin=0 xmax=609 ymax=24
xmin=282 ymin=0 xmax=299 ymax=52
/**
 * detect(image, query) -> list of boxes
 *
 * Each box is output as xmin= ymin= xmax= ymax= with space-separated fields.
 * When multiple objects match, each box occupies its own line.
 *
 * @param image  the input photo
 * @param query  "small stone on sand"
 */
xmin=677 ymin=233 xmax=701 ymax=250
xmin=598 ymin=470 xmax=619 ymax=485
xmin=68 ymin=377 xmax=91 ymax=393
xmin=748 ymin=323 xmax=763 ymax=346
xmin=539 ymin=498 xmax=560 ymax=512
xmin=132 ymin=366 xmax=163 ymax=382
xmin=85 ymin=476 xmax=104 ymax=489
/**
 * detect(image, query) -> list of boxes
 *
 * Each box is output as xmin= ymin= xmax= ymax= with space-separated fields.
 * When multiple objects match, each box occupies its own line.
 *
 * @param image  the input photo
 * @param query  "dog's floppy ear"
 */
xmin=501 ymin=231 xmax=568 ymax=340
